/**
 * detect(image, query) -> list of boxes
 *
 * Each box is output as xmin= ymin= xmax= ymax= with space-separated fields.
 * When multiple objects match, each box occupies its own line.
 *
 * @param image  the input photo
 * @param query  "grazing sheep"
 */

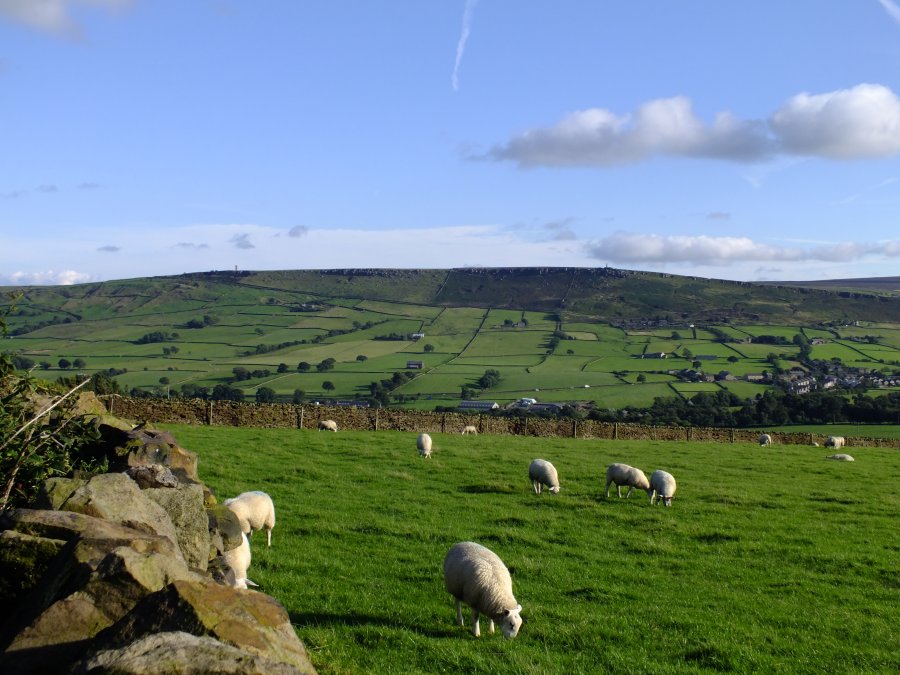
xmin=649 ymin=470 xmax=677 ymax=506
xmin=827 ymin=453 xmax=855 ymax=462
xmin=443 ymin=541 xmax=522 ymax=639
xmin=417 ymin=432 xmax=433 ymax=458
xmin=461 ymin=425 xmax=478 ymax=435
xmin=318 ymin=419 xmax=338 ymax=432
xmin=223 ymin=532 xmax=258 ymax=589
xmin=825 ymin=435 xmax=846 ymax=449
xmin=605 ymin=463 xmax=650 ymax=499
xmin=528 ymin=459 xmax=560 ymax=494
xmin=223 ymin=491 xmax=276 ymax=547
xmin=759 ymin=433 xmax=772 ymax=447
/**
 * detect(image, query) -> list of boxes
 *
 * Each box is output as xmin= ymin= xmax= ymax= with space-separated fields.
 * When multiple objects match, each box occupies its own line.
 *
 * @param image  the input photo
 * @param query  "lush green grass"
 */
xmin=165 ymin=424 xmax=900 ymax=674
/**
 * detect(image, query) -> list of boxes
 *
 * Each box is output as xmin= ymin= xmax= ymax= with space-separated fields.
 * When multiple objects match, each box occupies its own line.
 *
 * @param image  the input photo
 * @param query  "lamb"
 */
xmin=528 ymin=459 xmax=560 ymax=494
xmin=417 ymin=432 xmax=433 ymax=458
xmin=759 ymin=433 xmax=772 ymax=447
xmin=827 ymin=453 xmax=855 ymax=462
xmin=825 ymin=435 xmax=846 ymax=449
xmin=461 ymin=425 xmax=478 ymax=435
xmin=443 ymin=541 xmax=522 ymax=639
xmin=605 ymin=463 xmax=650 ymax=499
xmin=222 ymin=532 xmax=258 ymax=590
xmin=318 ymin=419 xmax=337 ymax=432
xmin=649 ymin=470 xmax=677 ymax=506
xmin=223 ymin=490 xmax=276 ymax=547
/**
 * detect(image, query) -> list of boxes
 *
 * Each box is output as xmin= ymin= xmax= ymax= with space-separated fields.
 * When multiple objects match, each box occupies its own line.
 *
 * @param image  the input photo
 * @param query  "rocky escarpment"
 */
xmin=0 ymin=410 xmax=316 ymax=674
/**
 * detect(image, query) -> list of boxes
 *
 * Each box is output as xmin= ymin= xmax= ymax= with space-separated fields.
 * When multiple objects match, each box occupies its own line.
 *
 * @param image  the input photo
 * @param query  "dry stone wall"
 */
xmin=110 ymin=397 xmax=899 ymax=448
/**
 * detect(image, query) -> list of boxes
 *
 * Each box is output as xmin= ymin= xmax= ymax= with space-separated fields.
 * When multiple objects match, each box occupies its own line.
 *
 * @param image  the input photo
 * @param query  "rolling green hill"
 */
xmin=3 ymin=267 xmax=900 ymax=409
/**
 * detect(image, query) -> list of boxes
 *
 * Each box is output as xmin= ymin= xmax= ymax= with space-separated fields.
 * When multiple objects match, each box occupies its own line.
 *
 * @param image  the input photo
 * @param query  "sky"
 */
xmin=2 ymin=0 xmax=900 ymax=286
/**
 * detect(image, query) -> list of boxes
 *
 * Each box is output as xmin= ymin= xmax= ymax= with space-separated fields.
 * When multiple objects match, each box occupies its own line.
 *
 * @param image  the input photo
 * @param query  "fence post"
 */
xmin=687 ymin=427 xmax=692 ymax=441
xmin=441 ymin=414 xmax=446 ymax=434
xmin=523 ymin=417 xmax=527 ymax=436
xmin=375 ymin=409 xmax=379 ymax=431
xmin=613 ymin=422 xmax=618 ymax=440
xmin=207 ymin=400 xmax=214 ymax=425
xmin=731 ymin=428 xmax=735 ymax=443
xmin=572 ymin=420 xmax=577 ymax=438
xmin=298 ymin=405 xmax=304 ymax=429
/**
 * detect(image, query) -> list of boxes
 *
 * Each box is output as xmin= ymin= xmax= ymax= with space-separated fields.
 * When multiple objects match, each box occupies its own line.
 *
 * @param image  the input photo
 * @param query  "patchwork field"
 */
xmin=166 ymin=424 xmax=900 ymax=673
xmin=5 ymin=275 xmax=900 ymax=410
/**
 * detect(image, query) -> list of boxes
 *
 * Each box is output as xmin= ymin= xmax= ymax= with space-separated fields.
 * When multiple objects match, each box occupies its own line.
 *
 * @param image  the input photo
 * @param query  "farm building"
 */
xmin=458 ymin=400 xmax=500 ymax=411
xmin=406 ymin=360 xmax=424 ymax=369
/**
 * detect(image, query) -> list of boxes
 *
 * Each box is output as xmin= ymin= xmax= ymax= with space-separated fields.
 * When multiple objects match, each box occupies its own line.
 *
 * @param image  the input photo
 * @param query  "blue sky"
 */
xmin=2 ymin=0 xmax=900 ymax=286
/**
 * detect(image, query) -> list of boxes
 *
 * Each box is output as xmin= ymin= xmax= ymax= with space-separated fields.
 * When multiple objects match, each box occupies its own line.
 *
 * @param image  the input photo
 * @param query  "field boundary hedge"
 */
xmin=108 ymin=397 xmax=900 ymax=448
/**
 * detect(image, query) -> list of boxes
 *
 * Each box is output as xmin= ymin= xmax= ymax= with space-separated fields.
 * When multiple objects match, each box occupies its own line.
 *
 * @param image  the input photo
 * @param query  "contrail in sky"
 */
xmin=452 ymin=0 xmax=480 ymax=92
xmin=877 ymin=0 xmax=900 ymax=25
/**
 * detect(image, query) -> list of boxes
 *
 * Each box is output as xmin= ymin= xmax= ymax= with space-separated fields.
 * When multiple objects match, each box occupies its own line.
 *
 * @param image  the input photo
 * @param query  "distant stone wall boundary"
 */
xmin=108 ymin=397 xmax=899 ymax=449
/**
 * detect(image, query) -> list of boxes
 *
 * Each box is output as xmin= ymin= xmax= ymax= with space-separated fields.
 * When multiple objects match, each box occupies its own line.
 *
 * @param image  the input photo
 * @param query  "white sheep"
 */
xmin=318 ymin=419 xmax=337 ymax=432
xmin=417 ymin=432 xmax=433 ymax=458
xmin=223 ymin=490 xmax=276 ymax=547
xmin=223 ymin=532 xmax=258 ymax=589
xmin=461 ymin=425 xmax=478 ymax=435
xmin=825 ymin=435 xmax=846 ymax=449
xmin=443 ymin=541 xmax=522 ymax=639
xmin=649 ymin=470 xmax=677 ymax=506
xmin=605 ymin=463 xmax=650 ymax=499
xmin=528 ymin=459 xmax=560 ymax=494
xmin=759 ymin=433 xmax=772 ymax=447
xmin=826 ymin=453 xmax=855 ymax=462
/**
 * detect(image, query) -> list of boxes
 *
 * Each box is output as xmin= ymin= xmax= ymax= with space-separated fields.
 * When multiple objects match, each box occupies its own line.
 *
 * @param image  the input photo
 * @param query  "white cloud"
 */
xmin=97 ymin=245 xmax=120 ymax=252
xmin=770 ymin=84 xmax=900 ymax=159
xmin=0 ymin=0 xmax=132 ymax=38
xmin=706 ymin=212 xmax=731 ymax=220
xmin=1 ymin=269 xmax=91 ymax=286
xmin=288 ymin=225 xmax=309 ymax=238
xmin=485 ymin=84 xmax=900 ymax=167
xmin=585 ymin=232 xmax=900 ymax=266
xmin=173 ymin=242 xmax=210 ymax=250
xmin=452 ymin=0 xmax=480 ymax=92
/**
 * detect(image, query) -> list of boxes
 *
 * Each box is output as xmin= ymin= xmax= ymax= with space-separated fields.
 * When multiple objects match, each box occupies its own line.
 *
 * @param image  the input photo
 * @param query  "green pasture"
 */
xmin=720 ymin=381 xmax=769 ymax=401
xmin=164 ymin=424 xmax=899 ymax=673
xmin=427 ymin=307 xmax=486 ymax=334
xmin=356 ymin=299 xmax=442 ymax=320
xmin=463 ymin=331 xmax=550 ymax=358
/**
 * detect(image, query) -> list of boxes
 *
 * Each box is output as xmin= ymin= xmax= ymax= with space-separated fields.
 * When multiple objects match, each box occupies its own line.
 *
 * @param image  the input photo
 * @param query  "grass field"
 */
xmin=6 ymin=273 xmax=900 ymax=411
xmin=165 ymin=424 xmax=900 ymax=674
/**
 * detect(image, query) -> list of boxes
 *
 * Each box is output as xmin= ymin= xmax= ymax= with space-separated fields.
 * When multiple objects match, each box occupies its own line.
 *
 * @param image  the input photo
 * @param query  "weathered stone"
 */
xmin=95 ymin=421 xmax=200 ymax=482
xmin=71 ymin=391 xmax=109 ymax=417
xmin=72 ymin=631 xmax=307 ymax=674
xmin=32 ymin=476 xmax=87 ymax=510
xmin=95 ymin=579 xmax=316 ymax=674
xmin=60 ymin=473 xmax=182 ymax=558
xmin=0 ymin=546 xmax=204 ymax=674
xmin=144 ymin=484 xmax=210 ymax=571
xmin=0 ymin=530 xmax=66 ymax=606
xmin=125 ymin=464 xmax=178 ymax=489
xmin=0 ymin=509 xmax=181 ymax=560
xmin=207 ymin=503 xmax=244 ymax=554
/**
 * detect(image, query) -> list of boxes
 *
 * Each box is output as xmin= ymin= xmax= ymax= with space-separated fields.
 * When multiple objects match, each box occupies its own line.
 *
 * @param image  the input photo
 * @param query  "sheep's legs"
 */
xmin=266 ymin=528 xmax=272 ymax=547
xmin=605 ymin=482 xmax=612 ymax=498
xmin=471 ymin=608 xmax=481 ymax=637
xmin=455 ymin=599 xmax=464 ymax=626
xmin=625 ymin=485 xmax=634 ymax=498
xmin=488 ymin=619 xmax=495 ymax=634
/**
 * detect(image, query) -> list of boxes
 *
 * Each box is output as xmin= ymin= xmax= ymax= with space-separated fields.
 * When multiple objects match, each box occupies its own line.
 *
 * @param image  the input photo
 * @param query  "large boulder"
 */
xmin=93 ymin=579 xmax=316 ymax=674
xmin=95 ymin=421 xmax=199 ymax=482
xmin=32 ymin=476 xmax=88 ymax=510
xmin=144 ymin=484 xmax=210 ymax=571
xmin=0 ymin=546 xmax=203 ymax=674
xmin=58 ymin=473 xmax=182 ymax=558
xmin=72 ymin=631 xmax=306 ymax=674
